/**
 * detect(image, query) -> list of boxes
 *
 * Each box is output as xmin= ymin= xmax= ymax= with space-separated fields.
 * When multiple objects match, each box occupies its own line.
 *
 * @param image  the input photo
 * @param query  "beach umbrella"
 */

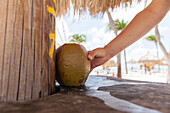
xmin=128 ymin=59 xmax=137 ymax=64
xmin=138 ymin=51 xmax=161 ymax=64
xmin=158 ymin=56 xmax=168 ymax=66
xmin=54 ymin=0 xmax=142 ymax=17
xmin=159 ymin=60 xmax=168 ymax=66
xmin=107 ymin=60 xmax=117 ymax=67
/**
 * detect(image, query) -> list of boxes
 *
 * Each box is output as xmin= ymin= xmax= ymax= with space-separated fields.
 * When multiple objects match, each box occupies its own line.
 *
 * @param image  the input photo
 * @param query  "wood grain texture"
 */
xmin=2 ymin=0 xmax=21 ymax=102
xmin=12 ymin=0 xmax=25 ymax=101
xmin=47 ymin=0 xmax=56 ymax=96
xmin=18 ymin=0 xmax=32 ymax=101
xmin=0 ymin=0 xmax=56 ymax=102
xmin=0 ymin=0 xmax=8 ymax=102
xmin=25 ymin=0 xmax=34 ymax=100
xmin=32 ymin=0 xmax=43 ymax=99
xmin=41 ymin=0 xmax=50 ymax=97
xmin=6 ymin=0 xmax=18 ymax=102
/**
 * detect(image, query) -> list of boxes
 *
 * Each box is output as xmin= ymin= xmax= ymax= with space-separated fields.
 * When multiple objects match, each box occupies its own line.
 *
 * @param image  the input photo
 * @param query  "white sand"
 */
xmin=90 ymin=70 xmax=168 ymax=83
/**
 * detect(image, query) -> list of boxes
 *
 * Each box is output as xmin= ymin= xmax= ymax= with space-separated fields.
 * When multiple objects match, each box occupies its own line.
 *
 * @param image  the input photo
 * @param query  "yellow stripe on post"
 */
xmin=47 ymin=5 xmax=56 ymax=17
xmin=49 ymin=33 xmax=55 ymax=59
xmin=47 ymin=3 xmax=56 ymax=59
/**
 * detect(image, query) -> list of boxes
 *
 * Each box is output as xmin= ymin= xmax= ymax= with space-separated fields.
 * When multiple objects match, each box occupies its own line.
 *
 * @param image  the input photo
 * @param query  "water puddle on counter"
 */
xmin=56 ymin=76 xmax=162 ymax=113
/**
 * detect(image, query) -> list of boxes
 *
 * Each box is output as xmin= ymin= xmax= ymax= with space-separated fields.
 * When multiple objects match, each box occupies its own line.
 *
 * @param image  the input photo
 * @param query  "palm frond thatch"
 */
xmin=54 ymin=0 xmax=142 ymax=17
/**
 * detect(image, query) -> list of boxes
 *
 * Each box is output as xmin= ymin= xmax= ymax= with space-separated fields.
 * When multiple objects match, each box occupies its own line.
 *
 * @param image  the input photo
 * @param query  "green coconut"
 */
xmin=55 ymin=43 xmax=91 ymax=86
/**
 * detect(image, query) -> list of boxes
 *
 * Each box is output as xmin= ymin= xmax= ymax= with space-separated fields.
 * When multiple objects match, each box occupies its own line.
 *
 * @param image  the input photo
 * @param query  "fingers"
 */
xmin=88 ymin=48 xmax=106 ymax=60
xmin=88 ymin=50 xmax=97 ymax=60
xmin=88 ymin=48 xmax=108 ymax=72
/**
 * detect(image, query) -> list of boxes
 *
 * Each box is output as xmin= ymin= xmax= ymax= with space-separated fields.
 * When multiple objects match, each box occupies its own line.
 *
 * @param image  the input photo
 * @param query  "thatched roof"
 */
xmin=160 ymin=54 xmax=169 ymax=66
xmin=107 ymin=60 xmax=117 ymax=67
xmin=54 ymin=0 xmax=142 ymax=17
xmin=138 ymin=51 xmax=161 ymax=64
xmin=128 ymin=59 xmax=137 ymax=64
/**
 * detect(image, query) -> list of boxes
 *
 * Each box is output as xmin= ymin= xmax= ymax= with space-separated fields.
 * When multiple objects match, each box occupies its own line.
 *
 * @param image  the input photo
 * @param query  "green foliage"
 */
xmin=106 ymin=19 xmax=128 ymax=32
xmin=145 ymin=35 xmax=157 ymax=44
xmin=69 ymin=34 xmax=86 ymax=44
xmin=114 ymin=19 xmax=128 ymax=31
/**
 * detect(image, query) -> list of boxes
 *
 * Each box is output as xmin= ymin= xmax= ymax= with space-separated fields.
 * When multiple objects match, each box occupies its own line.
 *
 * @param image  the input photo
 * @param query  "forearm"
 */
xmin=104 ymin=0 xmax=169 ymax=59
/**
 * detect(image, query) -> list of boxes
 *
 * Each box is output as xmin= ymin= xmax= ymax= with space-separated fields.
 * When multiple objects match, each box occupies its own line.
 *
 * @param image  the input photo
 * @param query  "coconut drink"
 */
xmin=55 ymin=43 xmax=91 ymax=86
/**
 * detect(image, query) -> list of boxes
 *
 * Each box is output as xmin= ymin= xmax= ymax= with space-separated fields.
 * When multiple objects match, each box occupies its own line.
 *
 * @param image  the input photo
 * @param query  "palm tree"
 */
xmin=69 ymin=34 xmax=86 ymax=44
xmin=106 ymin=11 xmax=121 ymax=78
xmin=155 ymin=26 xmax=170 ymax=83
xmin=106 ymin=17 xmax=128 ymax=76
xmin=145 ymin=35 xmax=158 ymax=56
xmin=145 ymin=35 xmax=159 ymax=58
xmin=144 ymin=0 xmax=170 ymax=83
xmin=145 ymin=35 xmax=160 ymax=70
xmin=114 ymin=19 xmax=128 ymax=74
xmin=114 ymin=19 xmax=128 ymax=32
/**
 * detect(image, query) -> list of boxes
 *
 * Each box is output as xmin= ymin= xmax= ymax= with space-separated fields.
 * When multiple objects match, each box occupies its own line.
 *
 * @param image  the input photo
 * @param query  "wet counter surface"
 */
xmin=0 ymin=75 xmax=170 ymax=113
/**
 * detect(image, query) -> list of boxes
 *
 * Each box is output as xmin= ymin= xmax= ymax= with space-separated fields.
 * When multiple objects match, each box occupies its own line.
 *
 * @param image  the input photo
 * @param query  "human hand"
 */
xmin=88 ymin=48 xmax=110 ymax=71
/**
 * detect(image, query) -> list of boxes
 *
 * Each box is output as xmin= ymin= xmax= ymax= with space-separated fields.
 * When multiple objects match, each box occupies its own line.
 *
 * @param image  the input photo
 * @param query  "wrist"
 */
xmin=103 ymin=46 xmax=112 ymax=60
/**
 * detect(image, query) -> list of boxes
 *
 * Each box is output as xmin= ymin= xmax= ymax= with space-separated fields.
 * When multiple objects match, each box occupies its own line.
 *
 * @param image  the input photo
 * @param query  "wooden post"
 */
xmin=0 ymin=0 xmax=56 ymax=102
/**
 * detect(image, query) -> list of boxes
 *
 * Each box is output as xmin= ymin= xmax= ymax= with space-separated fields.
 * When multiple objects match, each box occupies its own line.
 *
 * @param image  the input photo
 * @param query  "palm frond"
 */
xmin=69 ymin=34 xmax=87 ymax=44
xmin=114 ymin=19 xmax=128 ymax=31
xmin=145 ymin=35 xmax=157 ymax=43
xmin=106 ymin=19 xmax=128 ymax=33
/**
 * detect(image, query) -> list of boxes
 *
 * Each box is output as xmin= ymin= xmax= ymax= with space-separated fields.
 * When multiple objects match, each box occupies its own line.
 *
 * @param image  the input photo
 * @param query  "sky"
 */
xmin=55 ymin=0 xmax=170 ymax=62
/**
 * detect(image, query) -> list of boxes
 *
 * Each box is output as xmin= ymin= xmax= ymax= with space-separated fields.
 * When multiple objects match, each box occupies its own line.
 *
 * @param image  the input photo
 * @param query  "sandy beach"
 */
xmin=90 ymin=70 xmax=168 ymax=83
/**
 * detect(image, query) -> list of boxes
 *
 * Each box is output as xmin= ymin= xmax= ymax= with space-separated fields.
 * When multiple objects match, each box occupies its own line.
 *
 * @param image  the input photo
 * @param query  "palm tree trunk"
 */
xmin=168 ymin=58 xmax=170 ymax=83
xmin=124 ymin=50 xmax=128 ymax=74
xmin=106 ymin=10 xmax=117 ymax=36
xmin=155 ymin=25 xmax=170 ymax=83
xmin=107 ymin=10 xmax=122 ymax=78
xmin=117 ymin=53 xmax=122 ymax=78
xmin=155 ymin=25 xmax=169 ymax=59
xmin=155 ymin=43 xmax=160 ymax=71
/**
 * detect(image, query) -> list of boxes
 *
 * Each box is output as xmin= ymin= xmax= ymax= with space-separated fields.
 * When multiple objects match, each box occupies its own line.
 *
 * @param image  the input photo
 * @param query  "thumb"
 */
xmin=88 ymin=50 xmax=97 ymax=60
